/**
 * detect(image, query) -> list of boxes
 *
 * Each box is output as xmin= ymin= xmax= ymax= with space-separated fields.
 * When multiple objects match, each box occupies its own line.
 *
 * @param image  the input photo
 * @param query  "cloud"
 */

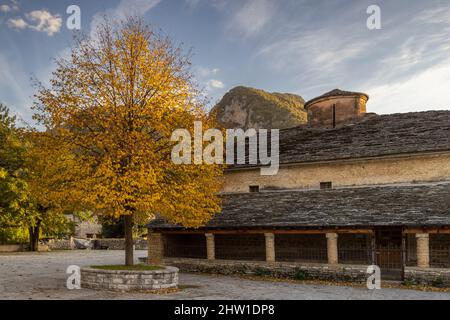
xmin=26 ymin=10 xmax=62 ymax=36
xmin=226 ymin=0 xmax=276 ymax=38
xmin=7 ymin=17 xmax=26 ymax=29
xmin=7 ymin=10 xmax=62 ymax=36
xmin=207 ymin=79 xmax=225 ymax=89
xmin=196 ymin=67 xmax=220 ymax=77
xmin=0 ymin=4 xmax=11 ymax=12
xmin=184 ymin=0 xmax=227 ymax=10
xmin=413 ymin=4 xmax=450 ymax=25
xmin=184 ymin=0 xmax=201 ymax=8
xmin=366 ymin=57 xmax=450 ymax=114
xmin=257 ymin=27 xmax=370 ymax=86
xmin=90 ymin=0 xmax=161 ymax=36
xmin=0 ymin=52 xmax=34 ymax=124
xmin=0 ymin=1 xmax=18 ymax=12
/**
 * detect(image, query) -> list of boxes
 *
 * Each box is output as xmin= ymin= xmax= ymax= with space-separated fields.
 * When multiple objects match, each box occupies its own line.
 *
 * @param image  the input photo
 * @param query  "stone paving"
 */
xmin=1 ymin=250 xmax=450 ymax=300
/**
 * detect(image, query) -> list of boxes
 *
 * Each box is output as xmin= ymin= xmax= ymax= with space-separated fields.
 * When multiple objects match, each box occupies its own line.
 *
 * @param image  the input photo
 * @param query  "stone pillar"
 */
xmin=69 ymin=236 xmax=74 ymax=250
xmin=205 ymin=233 xmax=215 ymax=260
xmin=416 ymin=233 xmax=430 ymax=268
xmin=264 ymin=233 xmax=275 ymax=263
xmin=147 ymin=232 xmax=163 ymax=265
xmin=326 ymin=233 xmax=338 ymax=265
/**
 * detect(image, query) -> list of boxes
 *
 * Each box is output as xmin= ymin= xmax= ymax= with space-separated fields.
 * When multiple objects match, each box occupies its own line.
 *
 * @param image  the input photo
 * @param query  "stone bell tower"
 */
xmin=304 ymin=89 xmax=369 ymax=129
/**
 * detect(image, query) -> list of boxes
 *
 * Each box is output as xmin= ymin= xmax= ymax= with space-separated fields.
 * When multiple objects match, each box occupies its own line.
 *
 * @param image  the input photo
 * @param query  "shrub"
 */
xmin=431 ymin=277 xmax=445 ymax=288
xmin=254 ymin=268 xmax=271 ymax=277
xmin=294 ymin=269 xmax=309 ymax=280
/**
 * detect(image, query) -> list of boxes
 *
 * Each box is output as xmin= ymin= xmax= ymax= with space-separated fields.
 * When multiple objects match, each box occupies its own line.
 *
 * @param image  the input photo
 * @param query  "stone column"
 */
xmin=264 ymin=233 xmax=275 ymax=263
xmin=326 ymin=233 xmax=338 ymax=265
xmin=205 ymin=233 xmax=215 ymax=260
xmin=69 ymin=236 xmax=74 ymax=250
xmin=416 ymin=233 xmax=430 ymax=268
xmin=147 ymin=232 xmax=164 ymax=265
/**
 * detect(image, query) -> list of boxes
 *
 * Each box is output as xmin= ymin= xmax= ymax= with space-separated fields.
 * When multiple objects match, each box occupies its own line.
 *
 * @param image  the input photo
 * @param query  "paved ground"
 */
xmin=1 ymin=250 xmax=450 ymax=300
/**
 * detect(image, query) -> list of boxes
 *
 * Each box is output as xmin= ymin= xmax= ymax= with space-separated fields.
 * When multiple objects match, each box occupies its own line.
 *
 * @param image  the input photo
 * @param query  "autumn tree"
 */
xmin=34 ymin=17 xmax=222 ymax=265
xmin=0 ymin=103 xmax=29 ymax=239
xmin=0 ymin=105 xmax=74 ymax=250
xmin=22 ymin=131 xmax=83 ymax=250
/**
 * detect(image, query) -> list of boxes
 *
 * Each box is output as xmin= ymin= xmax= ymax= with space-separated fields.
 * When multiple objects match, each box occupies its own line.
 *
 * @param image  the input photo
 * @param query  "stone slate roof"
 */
xmin=148 ymin=183 xmax=450 ymax=230
xmin=305 ymin=88 xmax=369 ymax=107
xmin=230 ymin=111 xmax=450 ymax=169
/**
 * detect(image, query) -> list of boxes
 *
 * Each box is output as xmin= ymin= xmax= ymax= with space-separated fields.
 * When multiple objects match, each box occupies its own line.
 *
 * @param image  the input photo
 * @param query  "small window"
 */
xmin=249 ymin=185 xmax=260 ymax=193
xmin=320 ymin=182 xmax=332 ymax=190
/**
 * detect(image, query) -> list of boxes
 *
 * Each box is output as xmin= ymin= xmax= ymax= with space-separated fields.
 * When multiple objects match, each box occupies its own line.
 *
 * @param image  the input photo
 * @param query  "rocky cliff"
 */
xmin=211 ymin=86 xmax=307 ymax=130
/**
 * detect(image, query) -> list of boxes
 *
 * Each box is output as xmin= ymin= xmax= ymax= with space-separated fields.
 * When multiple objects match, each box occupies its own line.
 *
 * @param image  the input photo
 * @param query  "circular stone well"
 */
xmin=81 ymin=266 xmax=179 ymax=292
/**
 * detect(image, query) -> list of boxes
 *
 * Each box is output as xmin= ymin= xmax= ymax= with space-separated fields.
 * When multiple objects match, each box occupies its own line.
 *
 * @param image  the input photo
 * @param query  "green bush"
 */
xmin=431 ymin=277 xmax=445 ymax=287
xmin=254 ymin=268 xmax=271 ymax=277
xmin=0 ymin=226 xmax=28 ymax=244
xmin=293 ymin=269 xmax=309 ymax=280
xmin=402 ymin=279 xmax=417 ymax=286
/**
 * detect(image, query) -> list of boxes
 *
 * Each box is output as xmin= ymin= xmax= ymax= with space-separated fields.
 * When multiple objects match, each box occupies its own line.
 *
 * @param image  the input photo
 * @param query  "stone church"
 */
xmin=147 ymin=89 xmax=450 ymax=283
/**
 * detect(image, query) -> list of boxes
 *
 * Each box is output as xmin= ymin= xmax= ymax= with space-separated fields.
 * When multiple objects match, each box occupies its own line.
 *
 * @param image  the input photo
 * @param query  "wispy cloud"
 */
xmin=244 ymin=1 xmax=450 ymax=113
xmin=0 ymin=52 xmax=34 ymax=123
xmin=257 ymin=27 xmax=370 ymax=83
xmin=196 ymin=66 xmax=220 ymax=78
xmin=413 ymin=4 xmax=450 ymax=25
xmin=90 ymin=0 xmax=161 ymax=36
xmin=226 ymin=0 xmax=276 ymax=38
xmin=184 ymin=0 xmax=227 ymax=11
xmin=367 ymin=57 xmax=450 ymax=114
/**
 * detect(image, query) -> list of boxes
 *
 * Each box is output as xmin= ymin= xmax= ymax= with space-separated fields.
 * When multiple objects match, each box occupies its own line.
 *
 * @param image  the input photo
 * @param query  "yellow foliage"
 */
xmin=33 ymin=17 xmax=222 ymax=228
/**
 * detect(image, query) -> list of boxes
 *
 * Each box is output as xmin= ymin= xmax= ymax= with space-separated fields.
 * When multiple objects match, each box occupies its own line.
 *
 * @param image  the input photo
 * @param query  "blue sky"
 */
xmin=1 ymin=0 xmax=450 ymax=125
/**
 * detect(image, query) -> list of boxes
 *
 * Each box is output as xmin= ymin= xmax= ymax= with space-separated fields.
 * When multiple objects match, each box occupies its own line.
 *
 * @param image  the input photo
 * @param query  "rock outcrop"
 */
xmin=212 ymin=86 xmax=307 ymax=130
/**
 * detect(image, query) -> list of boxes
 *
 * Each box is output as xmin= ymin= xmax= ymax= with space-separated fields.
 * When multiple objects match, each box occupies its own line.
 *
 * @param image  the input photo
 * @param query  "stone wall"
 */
xmin=46 ymin=238 xmax=148 ymax=250
xmin=404 ymin=267 xmax=450 ymax=287
xmin=81 ymin=266 xmax=178 ymax=291
xmin=47 ymin=239 xmax=73 ymax=250
xmin=0 ymin=244 xmax=26 ymax=252
xmin=74 ymin=221 xmax=102 ymax=238
xmin=92 ymin=238 xmax=148 ymax=250
xmin=223 ymin=153 xmax=450 ymax=193
xmin=162 ymin=258 xmax=369 ymax=283
xmin=0 ymin=244 xmax=49 ymax=252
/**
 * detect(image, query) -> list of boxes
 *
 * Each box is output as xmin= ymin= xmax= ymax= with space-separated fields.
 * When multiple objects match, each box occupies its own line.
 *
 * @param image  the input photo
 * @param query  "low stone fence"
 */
xmin=81 ymin=266 xmax=178 ymax=291
xmin=404 ymin=267 xmax=450 ymax=287
xmin=0 ymin=244 xmax=50 ymax=252
xmin=47 ymin=239 xmax=73 ymax=250
xmin=46 ymin=238 xmax=148 ymax=250
xmin=92 ymin=238 xmax=147 ymax=250
xmin=0 ymin=244 xmax=26 ymax=252
xmin=143 ymin=258 xmax=369 ymax=283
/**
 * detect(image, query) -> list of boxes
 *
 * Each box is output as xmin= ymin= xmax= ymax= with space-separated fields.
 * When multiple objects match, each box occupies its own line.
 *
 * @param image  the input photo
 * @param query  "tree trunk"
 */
xmin=28 ymin=220 xmax=41 ymax=252
xmin=124 ymin=214 xmax=134 ymax=266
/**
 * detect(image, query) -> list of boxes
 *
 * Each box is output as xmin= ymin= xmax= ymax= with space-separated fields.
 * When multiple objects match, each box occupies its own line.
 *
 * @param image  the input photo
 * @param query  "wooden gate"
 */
xmin=375 ymin=228 xmax=404 ymax=280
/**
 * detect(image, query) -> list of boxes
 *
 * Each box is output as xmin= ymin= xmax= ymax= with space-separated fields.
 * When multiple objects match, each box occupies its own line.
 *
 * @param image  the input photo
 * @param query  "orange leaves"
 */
xmin=33 ymin=17 xmax=223 ymax=228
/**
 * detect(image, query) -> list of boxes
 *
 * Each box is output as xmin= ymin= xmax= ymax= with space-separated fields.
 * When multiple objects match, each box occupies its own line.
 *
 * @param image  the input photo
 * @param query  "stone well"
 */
xmin=81 ymin=266 xmax=178 ymax=292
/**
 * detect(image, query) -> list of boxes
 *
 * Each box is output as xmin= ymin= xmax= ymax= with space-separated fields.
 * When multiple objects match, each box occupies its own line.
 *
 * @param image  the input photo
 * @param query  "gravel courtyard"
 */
xmin=1 ymin=250 xmax=450 ymax=300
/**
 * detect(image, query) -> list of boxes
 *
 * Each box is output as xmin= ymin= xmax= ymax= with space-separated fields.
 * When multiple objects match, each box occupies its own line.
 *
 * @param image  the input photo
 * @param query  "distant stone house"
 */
xmin=147 ymin=89 xmax=450 ymax=283
xmin=65 ymin=214 xmax=102 ymax=239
